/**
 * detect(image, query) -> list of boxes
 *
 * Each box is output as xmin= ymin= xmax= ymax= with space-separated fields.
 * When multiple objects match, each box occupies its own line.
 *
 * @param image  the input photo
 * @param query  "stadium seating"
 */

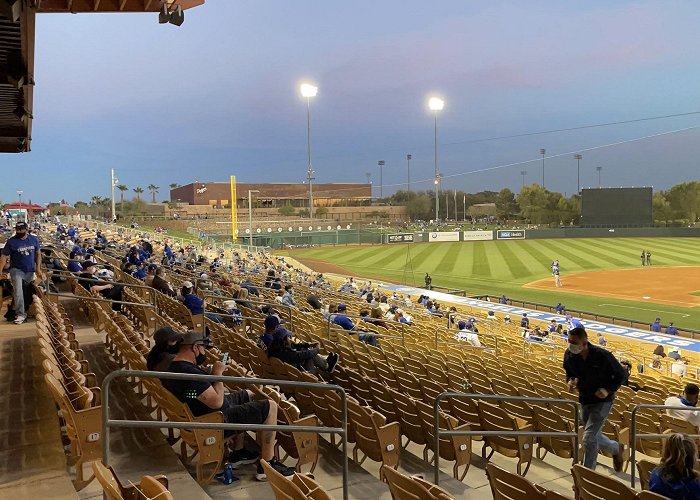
xmin=91 ymin=461 xmax=173 ymax=500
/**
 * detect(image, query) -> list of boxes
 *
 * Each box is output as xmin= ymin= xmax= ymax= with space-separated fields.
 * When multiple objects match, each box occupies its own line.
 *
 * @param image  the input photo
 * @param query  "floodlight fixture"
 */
xmin=300 ymin=83 xmax=318 ymax=98
xmin=428 ymin=97 xmax=445 ymax=111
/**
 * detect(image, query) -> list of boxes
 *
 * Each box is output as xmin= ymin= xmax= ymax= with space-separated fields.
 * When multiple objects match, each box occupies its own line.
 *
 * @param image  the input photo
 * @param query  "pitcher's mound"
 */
xmin=524 ymin=266 xmax=700 ymax=308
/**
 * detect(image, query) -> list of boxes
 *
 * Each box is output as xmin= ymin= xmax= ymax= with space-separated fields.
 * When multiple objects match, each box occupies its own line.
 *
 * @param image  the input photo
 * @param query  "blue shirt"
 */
xmin=67 ymin=260 xmax=82 ymax=273
xmin=1 ymin=234 xmax=41 ymax=273
xmin=132 ymin=268 xmax=146 ymax=280
xmin=651 ymin=321 xmax=662 ymax=332
xmin=182 ymin=293 xmax=204 ymax=315
xmin=667 ymin=326 xmax=679 ymax=335
xmin=649 ymin=468 xmax=700 ymax=500
xmin=332 ymin=314 xmax=355 ymax=331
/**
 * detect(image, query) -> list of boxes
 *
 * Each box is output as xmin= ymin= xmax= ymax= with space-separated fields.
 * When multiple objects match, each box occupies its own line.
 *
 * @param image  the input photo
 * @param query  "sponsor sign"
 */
xmin=429 ymin=231 xmax=460 ymax=242
xmin=497 ymin=229 xmax=525 ymax=240
xmin=463 ymin=230 xmax=494 ymax=241
xmin=386 ymin=233 xmax=414 ymax=244
xmin=379 ymin=283 xmax=700 ymax=351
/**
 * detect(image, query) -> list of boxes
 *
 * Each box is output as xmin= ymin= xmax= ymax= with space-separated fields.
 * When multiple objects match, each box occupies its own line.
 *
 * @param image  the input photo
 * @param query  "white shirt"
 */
xmin=455 ymin=329 xmax=481 ymax=347
xmin=664 ymin=396 xmax=700 ymax=428
xmin=671 ymin=361 xmax=688 ymax=377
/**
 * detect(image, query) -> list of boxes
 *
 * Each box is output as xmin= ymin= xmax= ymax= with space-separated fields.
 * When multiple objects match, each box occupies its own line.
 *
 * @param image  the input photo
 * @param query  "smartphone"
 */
xmin=222 ymin=352 xmax=229 ymax=364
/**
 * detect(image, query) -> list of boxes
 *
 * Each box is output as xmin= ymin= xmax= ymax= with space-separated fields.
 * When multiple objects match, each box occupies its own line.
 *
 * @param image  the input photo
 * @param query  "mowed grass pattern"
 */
xmin=291 ymin=237 xmax=700 ymax=329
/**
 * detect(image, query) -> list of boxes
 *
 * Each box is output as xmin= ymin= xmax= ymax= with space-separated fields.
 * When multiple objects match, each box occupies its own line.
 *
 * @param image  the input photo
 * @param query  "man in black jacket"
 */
xmin=266 ymin=319 xmax=337 ymax=374
xmin=564 ymin=327 xmax=625 ymax=471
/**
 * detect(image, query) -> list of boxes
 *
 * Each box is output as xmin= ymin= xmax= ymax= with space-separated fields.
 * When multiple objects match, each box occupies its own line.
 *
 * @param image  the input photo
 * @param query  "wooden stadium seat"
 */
xmin=347 ymin=398 xmax=401 ymax=478
xmin=636 ymin=491 xmax=670 ymax=499
xmin=478 ymin=401 xmax=534 ymax=476
xmin=636 ymin=459 xmax=657 ymax=490
xmin=485 ymin=462 xmax=547 ymax=500
xmin=571 ymin=463 xmax=637 ymax=500
xmin=390 ymin=389 xmax=428 ymax=449
xmin=531 ymin=405 xmax=582 ymax=465
xmin=92 ymin=461 xmax=172 ymax=500
xmin=381 ymin=465 xmax=454 ymax=500
xmin=275 ymin=400 xmax=320 ymax=474
xmin=260 ymin=459 xmax=333 ymax=500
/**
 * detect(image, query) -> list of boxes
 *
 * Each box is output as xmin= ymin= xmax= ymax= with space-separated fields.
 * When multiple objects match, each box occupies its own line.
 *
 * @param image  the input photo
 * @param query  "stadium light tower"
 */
xmin=540 ymin=148 xmax=546 ymax=189
xmin=111 ymin=168 xmax=119 ymax=222
xmin=596 ymin=166 xmax=603 ymax=187
xmin=520 ymin=170 xmax=527 ymax=189
xmin=429 ymin=96 xmax=445 ymax=220
xmin=406 ymin=154 xmax=412 ymax=194
xmin=378 ymin=160 xmax=386 ymax=198
xmin=17 ymin=190 xmax=23 ymax=220
xmin=300 ymin=82 xmax=318 ymax=219
xmin=574 ymin=154 xmax=583 ymax=193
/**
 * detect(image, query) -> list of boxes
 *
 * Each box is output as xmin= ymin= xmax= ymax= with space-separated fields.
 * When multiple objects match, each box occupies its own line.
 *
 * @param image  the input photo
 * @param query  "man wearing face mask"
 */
xmin=164 ymin=330 xmax=295 ymax=480
xmin=563 ymin=327 xmax=626 ymax=471
xmin=664 ymin=383 xmax=700 ymax=427
xmin=0 ymin=222 xmax=43 ymax=324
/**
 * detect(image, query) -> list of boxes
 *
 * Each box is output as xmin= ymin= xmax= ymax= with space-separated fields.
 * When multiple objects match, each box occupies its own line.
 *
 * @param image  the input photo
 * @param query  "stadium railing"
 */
xmin=433 ymin=392 xmax=580 ymax=485
xmin=630 ymin=403 xmax=700 ymax=488
xmin=101 ymin=369 xmax=351 ymax=500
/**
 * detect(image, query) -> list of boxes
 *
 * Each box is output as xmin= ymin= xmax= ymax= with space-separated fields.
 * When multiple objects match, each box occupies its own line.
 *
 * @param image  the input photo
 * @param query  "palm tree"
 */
xmin=133 ymin=186 xmax=144 ymax=202
xmin=169 ymin=183 xmax=179 ymax=189
xmin=90 ymin=195 xmax=102 ymax=206
xmin=117 ymin=185 xmax=128 ymax=209
xmin=147 ymin=184 xmax=160 ymax=203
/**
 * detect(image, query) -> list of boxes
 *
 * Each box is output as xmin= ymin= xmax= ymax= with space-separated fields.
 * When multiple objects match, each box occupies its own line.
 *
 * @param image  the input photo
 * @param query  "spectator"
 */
xmin=669 ymin=347 xmax=683 ymax=361
xmin=520 ymin=313 xmax=530 ymax=329
xmin=649 ymin=433 xmax=700 ymax=499
xmin=181 ymin=281 xmax=223 ymax=324
xmin=132 ymin=261 xmax=146 ymax=280
xmin=151 ymin=267 xmax=176 ymax=297
xmin=144 ymin=263 xmax=158 ymax=287
xmin=455 ymin=320 xmax=481 ymax=347
xmin=651 ymin=317 xmax=662 ymax=333
xmin=555 ymin=302 xmax=565 ymax=314
xmin=267 ymin=326 xmax=338 ymax=374
xmin=667 ymin=322 xmax=679 ymax=335
xmin=549 ymin=320 xmax=558 ymax=334
xmin=596 ymin=332 xmax=607 ymax=346
xmin=564 ymin=327 xmax=625 ymax=471
xmin=672 ymin=359 xmax=689 ymax=378
xmin=499 ymin=295 xmax=507 ymax=304
xmin=654 ymin=345 xmax=667 ymax=358
xmin=504 ymin=314 xmax=512 ymax=324
xmin=306 ymin=294 xmax=323 ymax=310
xmin=281 ymin=285 xmax=296 ymax=308
xmin=0 ymin=221 xmax=43 ymax=324
xmin=146 ymin=327 xmax=184 ymax=372
xmin=79 ymin=262 xmax=124 ymax=311
xmin=620 ymin=360 xmax=632 ymax=387
xmin=164 ymin=331 xmax=294 ymax=480
xmin=331 ymin=304 xmax=378 ymax=346
xmin=665 ymin=384 xmax=700 ymax=428
xmin=424 ymin=273 xmax=432 ymax=290
xmin=67 ymin=251 xmax=82 ymax=273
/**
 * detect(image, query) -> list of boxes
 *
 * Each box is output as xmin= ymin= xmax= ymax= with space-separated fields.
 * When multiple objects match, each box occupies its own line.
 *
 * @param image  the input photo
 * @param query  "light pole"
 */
xmin=248 ymin=189 xmax=260 ymax=247
xmin=300 ymin=82 xmax=318 ymax=219
xmin=520 ymin=170 xmax=527 ymax=189
xmin=17 ymin=190 xmax=23 ymax=221
xmin=574 ymin=154 xmax=582 ymax=193
xmin=540 ymin=148 xmax=546 ymax=188
xmin=406 ymin=154 xmax=412 ymax=194
xmin=429 ymin=96 xmax=445 ymax=220
xmin=111 ymin=168 xmax=118 ymax=222
xmin=378 ymin=160 xmax=385 ymax=198
xmin=596 ymin=166 xmax=602 ymax=187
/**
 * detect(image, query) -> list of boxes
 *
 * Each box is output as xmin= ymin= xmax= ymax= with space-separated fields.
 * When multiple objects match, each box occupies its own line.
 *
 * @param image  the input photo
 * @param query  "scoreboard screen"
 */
xmin=580 ymin=187 xmax=653 ymax=226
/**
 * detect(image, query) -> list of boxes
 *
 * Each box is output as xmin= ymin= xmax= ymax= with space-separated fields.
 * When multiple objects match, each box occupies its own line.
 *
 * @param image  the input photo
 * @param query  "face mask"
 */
xmin=568 ymin=344 xmax=583 ymax=355
xmin=680 ymin=397 xmax=696 ymax=407
xmin=195 ymin=352 xmax=207 ymax=365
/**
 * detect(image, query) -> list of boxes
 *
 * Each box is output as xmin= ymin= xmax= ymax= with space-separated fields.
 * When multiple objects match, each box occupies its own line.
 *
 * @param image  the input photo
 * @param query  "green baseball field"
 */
xmin=288 ymin=237 xmax=700 ymax=330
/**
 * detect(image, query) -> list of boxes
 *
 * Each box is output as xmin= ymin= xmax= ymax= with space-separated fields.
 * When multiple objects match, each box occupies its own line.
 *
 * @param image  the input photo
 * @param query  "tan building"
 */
xmin=170 ymin=182 xmax=371 ymax=209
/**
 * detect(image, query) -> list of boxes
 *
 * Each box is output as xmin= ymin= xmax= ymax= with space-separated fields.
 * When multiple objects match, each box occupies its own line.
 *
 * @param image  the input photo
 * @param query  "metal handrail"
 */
xmin=101 ymin=370 xmax=349 ymax=500
xmin=325 ymin=314 xmax=406 ymax=346
xmin=630 ymin=403 xmax=700 ymax=488
xmin=433 ymin=392 xmax=580 ymax=485
xmin=433 ymin=326 xmax=499 ymax=352
xmin=44 ymin=273 xmax=159 ymax=311
xmin=204 ymin=293 xmax=294 ymax=329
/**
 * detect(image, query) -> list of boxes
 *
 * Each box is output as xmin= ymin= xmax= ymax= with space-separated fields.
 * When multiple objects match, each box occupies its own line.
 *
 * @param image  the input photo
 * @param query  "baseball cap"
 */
xmin=96 ymin=269 xmax=114 ymax=280
xmin=522 ymin=313 xmax=527 ymax=317
xmin=273 ymin=327 xmax=292 ymax=340
xmin=566 ymin=314 xmax=572 ymax=320
xmin=337 ymin=304 xmax=347 ymax=311
xmin=200 ymin=273 xmax=209 ymax=279
xmin=180 ymin=330 xmax=211 ymax=346
xmin=182 ymin=281 xmax=194 ymax=289
xmin=153 ymin=327 xmax=184 ymax=345
xmin=82 ymin=260 xmax=97 ymax=270
xmin=147 ymin=263 xmax=158 ymax=271
xmin=457 ymin=320 xmax=467 ymax=329
xmin=15 ymin=221 xmax=28 ymax=230
xmin=264 ymin=315 xmax=281 ymax=330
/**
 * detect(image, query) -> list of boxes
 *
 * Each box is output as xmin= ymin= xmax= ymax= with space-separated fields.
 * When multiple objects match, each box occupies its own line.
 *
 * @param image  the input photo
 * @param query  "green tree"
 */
xmin=495 ymin=188 xmax=519 ymax=219
xmin=133 ymin=186 xmax=144 ymax=202
xmin=315 ymin=206 xmax=329 ymax=217
xmin=668 ymin=181 xmax=700 ymax=223
xmin=147 ymin=184 xmax=159 ymax=204
xmin=116 ymin=185 xmax=128 ymax=210
xmin=652 ymin=191 xmax=673 ymax=222
xmin=278 ymin=205 xmax=295 ymax=216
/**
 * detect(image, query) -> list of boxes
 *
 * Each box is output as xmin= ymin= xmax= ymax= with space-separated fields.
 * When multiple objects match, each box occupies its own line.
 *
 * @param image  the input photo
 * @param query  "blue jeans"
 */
xmin=9 ymin=268 xmax=34 ymax=316
xmin=358 ymin=333 xmax=378 ymax=346
xmin=581 ymin=400 xmax=620 ymax=469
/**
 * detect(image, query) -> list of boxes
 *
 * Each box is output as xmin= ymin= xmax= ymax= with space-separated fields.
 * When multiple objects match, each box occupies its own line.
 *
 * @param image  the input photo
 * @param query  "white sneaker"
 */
xmin=14 ymin=314 xmax=27 ymax=324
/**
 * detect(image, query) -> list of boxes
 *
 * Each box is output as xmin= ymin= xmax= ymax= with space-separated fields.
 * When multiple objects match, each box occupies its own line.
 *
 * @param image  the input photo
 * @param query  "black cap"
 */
xmin=153 ymin=327 xmax=184 ymax=345
xmin=15 ymin=222 xmax=28 ymax=230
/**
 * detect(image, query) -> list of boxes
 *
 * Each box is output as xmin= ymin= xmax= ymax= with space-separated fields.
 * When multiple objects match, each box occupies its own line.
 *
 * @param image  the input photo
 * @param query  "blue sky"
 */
xmin=2 ymin=0 xmax=700 ymax=205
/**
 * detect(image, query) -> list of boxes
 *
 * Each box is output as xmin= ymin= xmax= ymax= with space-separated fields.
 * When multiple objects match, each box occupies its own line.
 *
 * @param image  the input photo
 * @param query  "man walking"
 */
xmin=424 ymin=273 xmax=432 ymax=290
xmin=0 ymin=222 xmax=43 ymax=324
xmin=646 ymin=250 xmax=651 ymax=266
xmin=564 ymin=327 xmax=625 ymax=471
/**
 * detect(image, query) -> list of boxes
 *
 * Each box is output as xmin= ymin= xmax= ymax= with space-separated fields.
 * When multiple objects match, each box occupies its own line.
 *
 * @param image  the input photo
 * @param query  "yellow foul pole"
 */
xmin=230 ymin=176 xmax=237 ymax=241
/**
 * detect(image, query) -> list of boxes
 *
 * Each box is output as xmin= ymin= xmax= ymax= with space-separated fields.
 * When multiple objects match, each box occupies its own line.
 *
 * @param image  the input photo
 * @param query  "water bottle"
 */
xmin=222 ymin=463 xmax=234 ymax=485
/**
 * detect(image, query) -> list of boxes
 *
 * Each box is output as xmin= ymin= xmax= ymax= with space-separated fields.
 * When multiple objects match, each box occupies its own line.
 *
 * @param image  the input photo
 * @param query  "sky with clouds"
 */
xmin=2 ymin=0 xmax=699 ymax=205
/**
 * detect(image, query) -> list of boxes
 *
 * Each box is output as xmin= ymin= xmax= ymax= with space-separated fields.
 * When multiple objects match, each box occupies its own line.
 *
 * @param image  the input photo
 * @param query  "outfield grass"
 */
xmin=290 ymin=237 xmax=700 ymax=330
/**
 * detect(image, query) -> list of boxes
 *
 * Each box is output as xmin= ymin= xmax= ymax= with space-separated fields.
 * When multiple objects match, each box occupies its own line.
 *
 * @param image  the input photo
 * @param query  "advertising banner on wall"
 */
xmin=386 ymin=233 xmax=414 ymax=244
xmin=463 ymin=230 xmax=494 ymax=241
xmin=429 ymin=231 xmax=460 ymax=242
xmin=496 ymin=229 xmax=526 ymax=240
